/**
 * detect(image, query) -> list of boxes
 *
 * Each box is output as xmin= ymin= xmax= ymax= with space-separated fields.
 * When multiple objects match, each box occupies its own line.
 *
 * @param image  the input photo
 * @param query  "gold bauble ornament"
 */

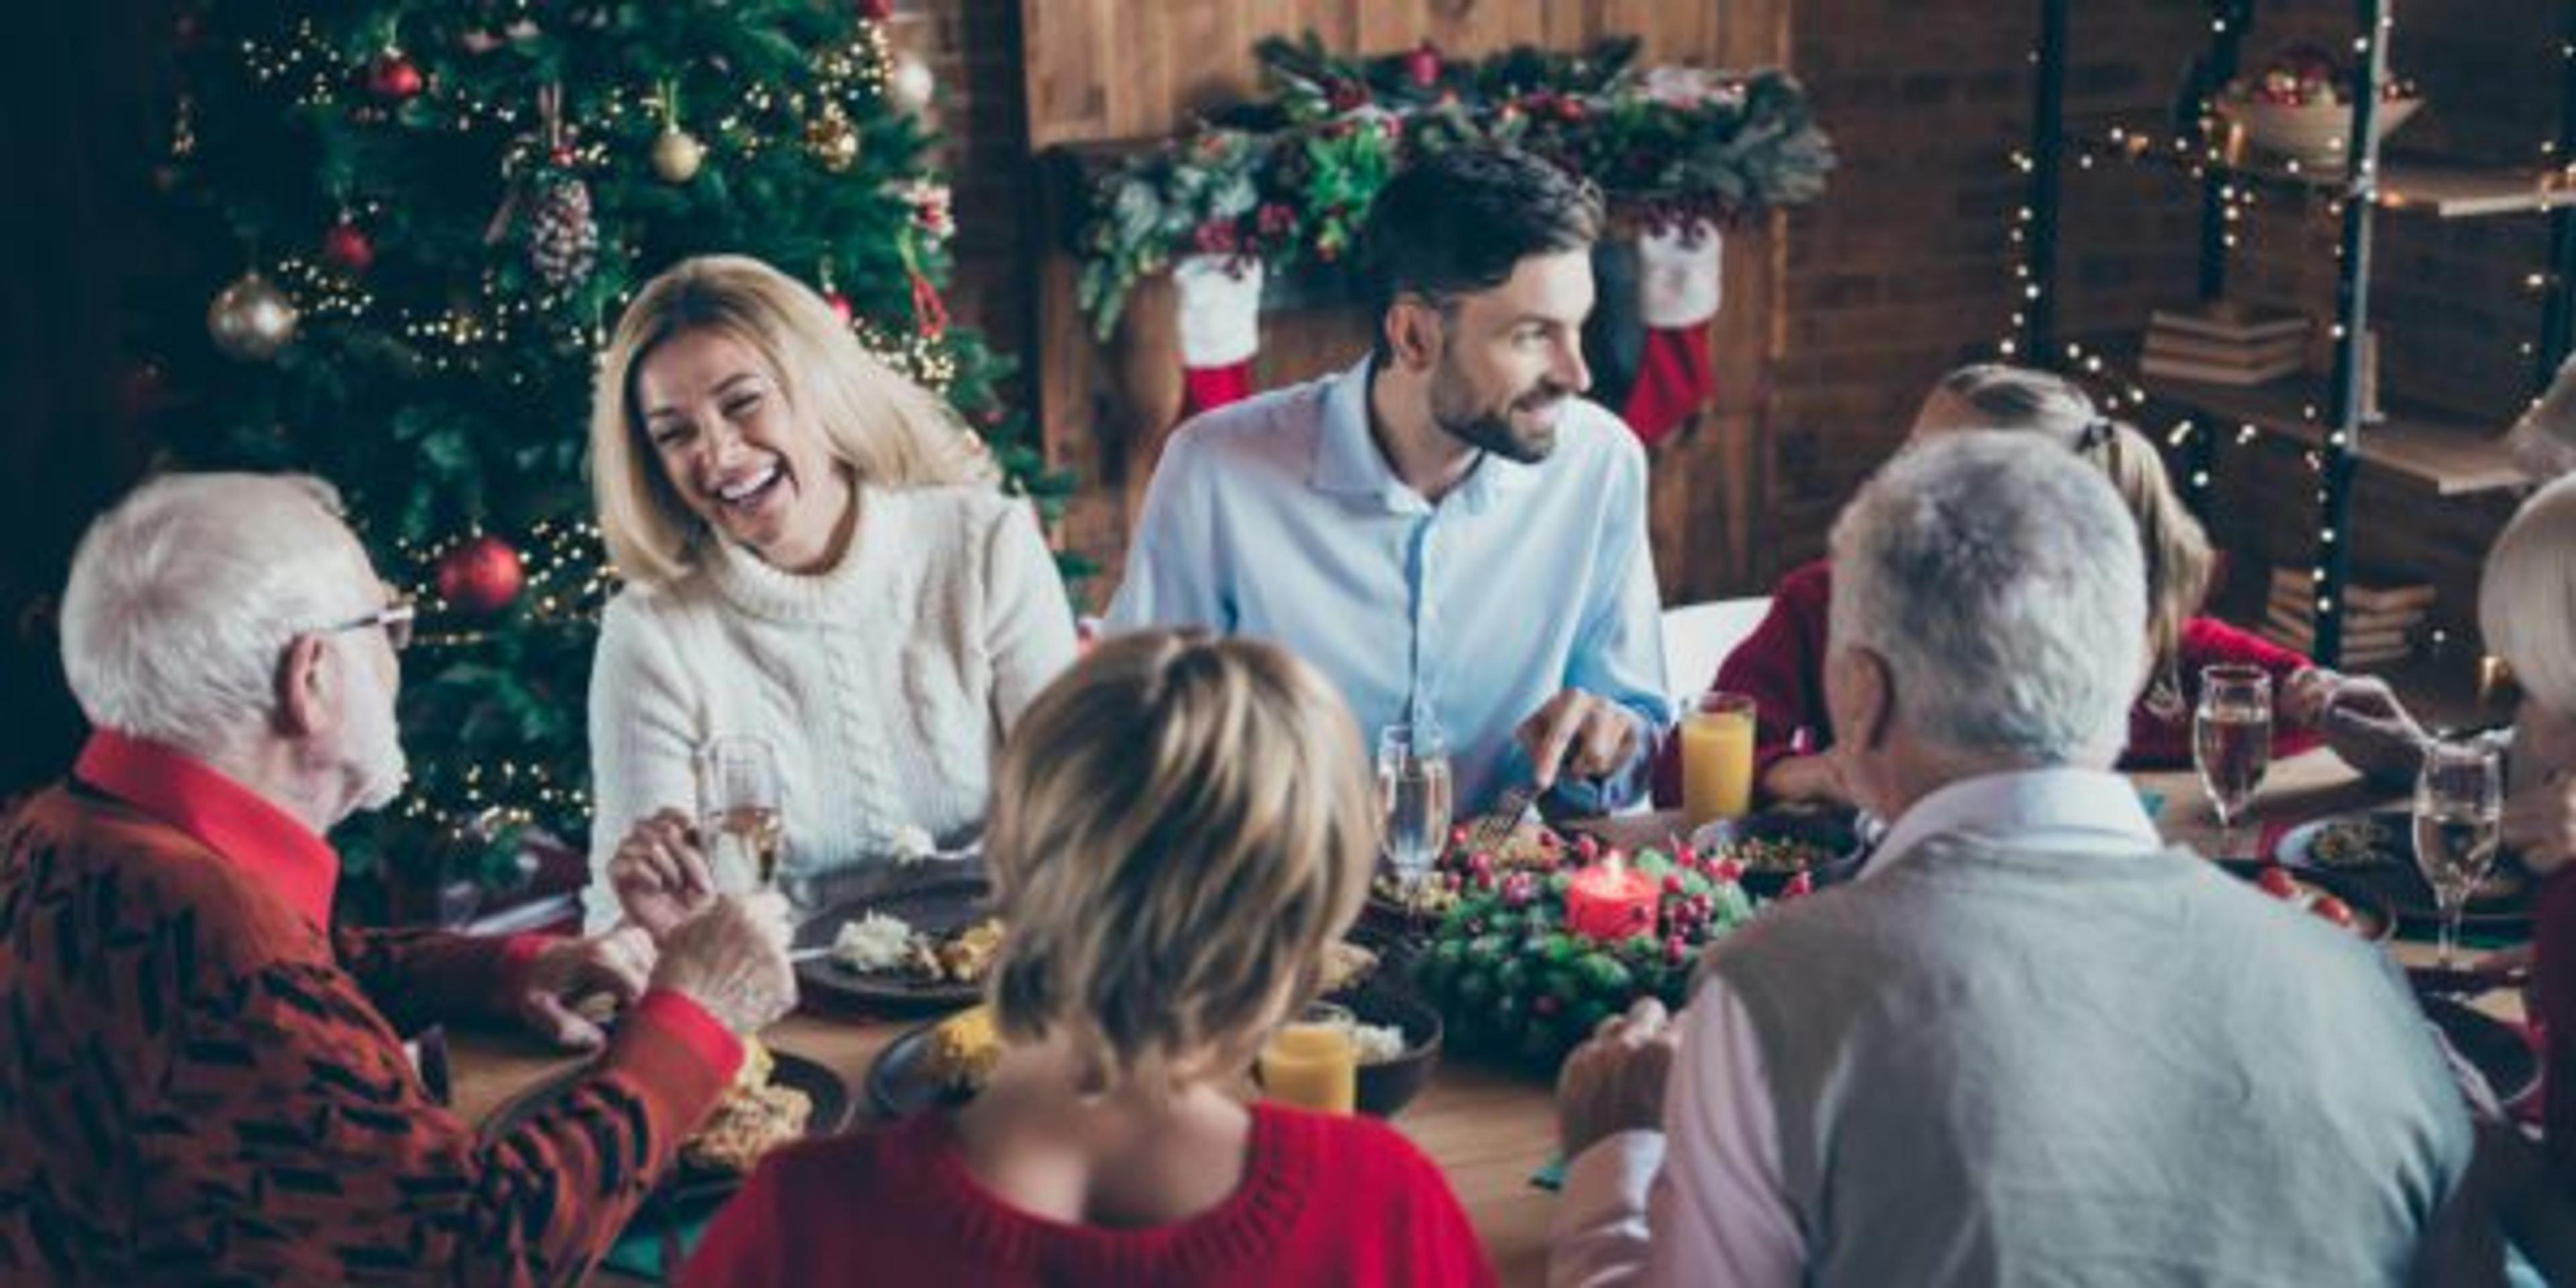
xmin=804 ymin=103 xmax=861 ymax=173
xmin=651 ymin=126 xmax=706 ymax=184
xmin=207 ymin=271 xmax=299 ymax=362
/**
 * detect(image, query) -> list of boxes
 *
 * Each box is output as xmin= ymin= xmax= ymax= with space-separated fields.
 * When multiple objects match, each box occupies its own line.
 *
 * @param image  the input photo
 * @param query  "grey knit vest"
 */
xmin=1703 ymin=834 xmax=2470 ymax=1287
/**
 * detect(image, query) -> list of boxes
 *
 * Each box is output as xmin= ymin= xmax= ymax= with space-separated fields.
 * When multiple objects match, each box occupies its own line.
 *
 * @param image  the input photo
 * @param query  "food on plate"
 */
xmin=1336 ymin=1016 xmax=1407 ymax=1066
xmin=1712 ymin=833 xmax=1834 ymax=873
xmin=830 ymin=910 xmax=916 ymax=973
xmin=905 ymin=916 xmax=1004 ymax=985
xmin=2308 ymin=817 xmax=2404 ymax=869
xmin=682 ymin=1038 xmax=813 ymax=1172
xmin=2247 ymin=865 xmax=2368 ymax=935
xmin=1320 ymin=941 xmax=1379 ymax=995
xmin=923 ymin=1005 xmax=1004 ymax=1092
xmin=891 ymin=823 xmax=938 ymax=863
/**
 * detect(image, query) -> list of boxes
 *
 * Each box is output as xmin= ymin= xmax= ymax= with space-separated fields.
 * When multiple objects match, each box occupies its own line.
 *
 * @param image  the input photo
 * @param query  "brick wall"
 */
xmin=894 ymin=0 xmax=1038 ymax=388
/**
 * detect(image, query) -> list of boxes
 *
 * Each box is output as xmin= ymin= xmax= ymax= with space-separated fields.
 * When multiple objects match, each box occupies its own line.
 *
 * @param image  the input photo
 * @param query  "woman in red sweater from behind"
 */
xmin=685 ymin=630 xmax=1495 ymax=1287
xmin=1654 ymin=363 xmax=2348 ymax=810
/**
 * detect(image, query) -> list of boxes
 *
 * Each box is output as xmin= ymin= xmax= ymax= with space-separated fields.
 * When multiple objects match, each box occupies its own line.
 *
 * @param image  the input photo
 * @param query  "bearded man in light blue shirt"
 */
xmin=1105 ymin=146 xmax=1670 ymax=816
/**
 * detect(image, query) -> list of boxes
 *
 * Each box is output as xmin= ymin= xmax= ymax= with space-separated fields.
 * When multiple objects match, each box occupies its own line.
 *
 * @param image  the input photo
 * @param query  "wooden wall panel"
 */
xmin=1024 ymin=0 xmax=1794 ymax=610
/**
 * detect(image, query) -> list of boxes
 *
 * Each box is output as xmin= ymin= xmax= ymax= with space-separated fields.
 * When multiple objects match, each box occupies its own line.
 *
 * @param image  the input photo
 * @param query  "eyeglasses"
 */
xmin=323 ymin=600 xmax=417 ymax=652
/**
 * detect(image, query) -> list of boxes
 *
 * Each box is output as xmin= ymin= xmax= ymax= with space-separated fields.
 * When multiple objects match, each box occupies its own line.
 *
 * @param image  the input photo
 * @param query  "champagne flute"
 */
xmin=697 ymin=735 xmax=786 ymax=895
xmin=2192 ymin=664 xmax=2273 ymax=859
xmin=1377 ymin=722 xmax=1454 ymax=920
xmin=2412 ymin=736 xmax=2503 ymax=968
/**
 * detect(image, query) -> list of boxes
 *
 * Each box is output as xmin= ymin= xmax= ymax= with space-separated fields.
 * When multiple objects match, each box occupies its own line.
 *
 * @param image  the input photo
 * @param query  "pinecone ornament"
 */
xmin=527 ymin=171 xmax=597 ymax=290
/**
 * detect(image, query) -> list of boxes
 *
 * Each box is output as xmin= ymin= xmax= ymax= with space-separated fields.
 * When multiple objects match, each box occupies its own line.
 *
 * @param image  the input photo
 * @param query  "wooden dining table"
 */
xmin=444 ymin=750 xmax=2530 ymax=1285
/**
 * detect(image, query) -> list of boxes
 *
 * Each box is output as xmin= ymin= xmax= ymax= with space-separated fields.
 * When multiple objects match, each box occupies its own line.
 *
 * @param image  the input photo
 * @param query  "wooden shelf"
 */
xmin=2140 ymin=367 xmax=2528 ymax=496
xmin=2069 ymin=117 xmax=2572 ymax=219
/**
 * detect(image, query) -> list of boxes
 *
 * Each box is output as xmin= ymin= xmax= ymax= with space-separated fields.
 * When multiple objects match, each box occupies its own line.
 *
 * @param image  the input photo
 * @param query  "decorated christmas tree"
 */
xmin=138 ymin=0 xmax=1075 ymax=901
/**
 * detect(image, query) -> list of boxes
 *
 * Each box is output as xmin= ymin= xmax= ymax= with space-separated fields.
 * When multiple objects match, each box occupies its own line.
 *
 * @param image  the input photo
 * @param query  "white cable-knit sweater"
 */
xmin=582 ymin=484 xmax=1077 ymax=929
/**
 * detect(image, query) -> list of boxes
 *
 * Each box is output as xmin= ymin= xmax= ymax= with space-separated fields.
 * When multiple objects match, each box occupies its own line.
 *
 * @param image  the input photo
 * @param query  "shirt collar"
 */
xmin=1863 ymin=766 xmax=2159 ymax=881
xmin=73 ymin=728 xmax=339 ymax=928
xmin=1309 ymin=358 xmax=1540 ymax=515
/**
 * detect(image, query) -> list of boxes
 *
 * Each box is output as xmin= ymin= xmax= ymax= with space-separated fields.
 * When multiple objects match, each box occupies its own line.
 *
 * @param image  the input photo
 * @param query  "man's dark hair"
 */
xmin=1358 ymin=146 xmax=1603 ymax=360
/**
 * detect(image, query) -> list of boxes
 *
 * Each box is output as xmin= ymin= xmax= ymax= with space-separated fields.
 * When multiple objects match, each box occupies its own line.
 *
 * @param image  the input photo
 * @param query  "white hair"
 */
xmin=2481 ymin=472 xmax=2576 ymax=716
xmin=60 ymin=472 xmax=375 ymax=763
xmin=1829 ymin=431 xmax=2147 ymax=764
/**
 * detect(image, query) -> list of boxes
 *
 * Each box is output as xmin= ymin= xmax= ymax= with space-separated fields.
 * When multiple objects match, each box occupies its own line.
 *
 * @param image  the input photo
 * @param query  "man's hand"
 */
xmin=608 ymin=807 xmax=716 ymax=940
xmin=1517 ymin=689 xmax=1643 ymax=794
xmin=2316 ymin=674 xmax=2430 ymax=787
xmin=515 ymin=926 xmax=657 ymax=1051
xmin=1556 ymin=997 xmax=1678 ymax=1160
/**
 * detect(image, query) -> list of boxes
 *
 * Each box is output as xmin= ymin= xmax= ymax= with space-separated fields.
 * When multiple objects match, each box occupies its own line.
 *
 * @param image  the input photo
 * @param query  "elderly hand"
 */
xmin=2501 ymin=770 xmax=2576 ymax=879
xmin=1517 ymin=689 xmax=1642 ymax=794
xmin=1556 ymin=998 xmax=1678 ymax=1160
xmin=516 ymin=925 xmax=657 ymax=1051
xmin=609 ymin=808 xmax=717 ymax=941
xmin=649 ymin=892 xmax=798 ymax=1035
xmin=2315 ymin=674 xmax=2430 ymax=787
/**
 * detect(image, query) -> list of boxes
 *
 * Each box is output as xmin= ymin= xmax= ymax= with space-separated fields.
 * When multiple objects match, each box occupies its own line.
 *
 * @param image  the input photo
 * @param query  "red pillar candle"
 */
xmin=1564 ymin=854 xmax=1658 ymax=941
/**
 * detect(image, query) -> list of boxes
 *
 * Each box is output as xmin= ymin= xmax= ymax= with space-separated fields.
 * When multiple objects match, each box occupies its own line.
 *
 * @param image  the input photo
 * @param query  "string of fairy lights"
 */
xmin=2012 ymin=2 xmax=2576 ymax=663
xmin=188 ymin=10 xmax=939 ymax=849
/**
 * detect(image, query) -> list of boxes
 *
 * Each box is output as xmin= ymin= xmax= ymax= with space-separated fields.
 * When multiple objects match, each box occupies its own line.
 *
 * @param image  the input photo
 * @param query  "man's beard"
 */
xmin=340 ymin=655 xmax=409 ymax=814
xmin=1430 ymin=361 xmax=1569 ymax=465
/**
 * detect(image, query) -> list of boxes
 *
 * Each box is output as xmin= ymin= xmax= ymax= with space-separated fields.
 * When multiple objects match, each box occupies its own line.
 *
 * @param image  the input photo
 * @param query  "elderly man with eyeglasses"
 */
xmin=0 ymin=472 xmax=797 ymax=1283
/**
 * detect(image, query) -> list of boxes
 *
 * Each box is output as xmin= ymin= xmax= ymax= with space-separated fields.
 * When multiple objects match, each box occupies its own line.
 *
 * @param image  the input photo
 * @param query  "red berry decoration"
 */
xmin=1711 ymin=859 xmax=1745 ymax=885
xmin=857 ymin=0 xmax=894 ymax=18
xmin=436 ymin=534 xmax=525 ymax=616
xmin=1403 ymin=41 xmax=1442 ymax=90
xmin=1574 ymin=834 xmax=1601 ymax=862
xmin=1450 ymin=824 xmax=1472 ymax=849
xmin=322 ymin=221 xmax=374 ymax=274
xmin=366 ymin=51 xmax=425 ymax=104
xmin=824 ymin=291 xmax=854 ymax=325
xmin=1780 ymin=871 xmax=1815 ymax=898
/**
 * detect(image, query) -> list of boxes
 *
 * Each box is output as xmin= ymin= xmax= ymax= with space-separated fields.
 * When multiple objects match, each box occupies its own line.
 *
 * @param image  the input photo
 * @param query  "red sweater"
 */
xmin=684 ymin=1103 xmax=1496 ymax=1287
xmin=2542 ymin=867 xmax=2576 ymax=1177
xmin=1652 ymin=559 xmax=2321 ymax=806
xmin=0 ymin=731 xmax=743 ymax=1285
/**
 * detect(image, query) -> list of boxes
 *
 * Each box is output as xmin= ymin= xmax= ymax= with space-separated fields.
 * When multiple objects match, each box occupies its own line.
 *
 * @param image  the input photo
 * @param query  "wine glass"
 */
xmin=2412 ymin=735 xmax=2503 ymax=968
xmin=1376 ymin=722 xmax=1454 ymax=918
xmin=2192 ymin=664 xmax=2273 ymax=859
xmin=696 ymin=735 xmax=785 ymax=896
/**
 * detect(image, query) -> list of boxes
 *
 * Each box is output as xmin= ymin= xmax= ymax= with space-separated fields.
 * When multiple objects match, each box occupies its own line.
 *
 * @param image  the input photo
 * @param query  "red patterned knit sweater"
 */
xmin=0 ymin=731 xmax=742 ymax=1285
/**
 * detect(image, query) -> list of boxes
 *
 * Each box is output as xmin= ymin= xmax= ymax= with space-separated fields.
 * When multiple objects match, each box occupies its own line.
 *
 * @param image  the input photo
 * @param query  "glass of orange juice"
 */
xmin=1679 ymin=691 xmax=1757 ymax=829
xmin=1256 ymin=1002 xmax=1357 ymax=1114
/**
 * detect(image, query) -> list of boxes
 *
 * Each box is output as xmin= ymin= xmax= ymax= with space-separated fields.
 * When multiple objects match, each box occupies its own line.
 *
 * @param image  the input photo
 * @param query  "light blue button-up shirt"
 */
xmin=1106 ymin=360 xmax=1670 ymax=815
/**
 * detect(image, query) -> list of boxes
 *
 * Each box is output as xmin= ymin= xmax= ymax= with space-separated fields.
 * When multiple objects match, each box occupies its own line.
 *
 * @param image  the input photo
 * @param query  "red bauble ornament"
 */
xmin=437 ymin=535 xmax=525 ymax=616
xmin=367 ymin=51 xmax=425 ymax=103
xmin=857 ymin=0 xmax=894 ymax=19
xmin=824 ymin=291 xmax=854 ymax=324
xmin=322 ymin=221 xmax=374 ymax=274
xmin=1403 ymin=41 xmax=1442 ymax=90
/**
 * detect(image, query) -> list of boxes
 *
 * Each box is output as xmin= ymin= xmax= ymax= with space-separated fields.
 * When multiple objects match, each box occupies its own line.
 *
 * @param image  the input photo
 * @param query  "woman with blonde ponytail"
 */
xmin=1654 ymin=363 xmax=2353 ymax=809
xmin=584 ymin=255 xmax=1077 ymax=931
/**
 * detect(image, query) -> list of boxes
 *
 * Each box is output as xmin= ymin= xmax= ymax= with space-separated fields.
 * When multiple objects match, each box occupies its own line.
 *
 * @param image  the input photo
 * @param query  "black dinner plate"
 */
xmin=2274 ymin=810 xmax=2536 ymax=931
xmin=480 ymin=1049 xmax=851 ymax=1221
xmin=794 ymin=875 xmax=994 ymax=1012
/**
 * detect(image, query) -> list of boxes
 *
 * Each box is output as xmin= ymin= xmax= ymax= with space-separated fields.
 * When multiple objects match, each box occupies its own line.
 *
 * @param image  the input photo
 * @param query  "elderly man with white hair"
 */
xmin=1549 ymin=433 xmax=2471 ymax=1286
xmin=0 ymin=472 xmax=796 ymax=1283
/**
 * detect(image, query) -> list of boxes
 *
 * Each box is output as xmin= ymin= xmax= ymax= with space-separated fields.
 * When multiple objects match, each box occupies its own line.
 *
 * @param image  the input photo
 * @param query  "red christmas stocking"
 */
xmin=1622 ymin=219 xmax=1725 ymax=446
xmin=1173 ymin=253 xmax=1265 ymax=421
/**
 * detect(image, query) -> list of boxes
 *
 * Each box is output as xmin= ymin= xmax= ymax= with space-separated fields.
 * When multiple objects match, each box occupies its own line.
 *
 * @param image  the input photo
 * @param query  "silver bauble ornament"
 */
xmin=887 ymin=52 xmax=936 ymax=115
xmin=651 ymin=126 xmax=706 ymax=184
xmin=207 ymin=272 xmax=299 ymax=361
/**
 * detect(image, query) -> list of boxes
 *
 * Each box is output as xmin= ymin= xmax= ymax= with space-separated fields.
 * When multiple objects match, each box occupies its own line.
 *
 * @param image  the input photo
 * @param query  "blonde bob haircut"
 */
xmin=1913 ymin=363 xmax=2217 ymax=698
xmin=2481 ymin=473 xmax=2576 ymax=716
xmin=983 ymin=629 xmax=1379 ymax=1095
xmin=589 ymin=254 xmax=987 ymax=586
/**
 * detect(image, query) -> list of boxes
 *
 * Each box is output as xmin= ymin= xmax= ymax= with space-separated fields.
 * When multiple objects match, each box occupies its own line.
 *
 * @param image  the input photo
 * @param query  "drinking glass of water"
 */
xmin=2413 ymin=735 xmax=2503 ymax=967
xmin=2192 ymin=664 xmax=2273 ymax=860
xmin=1376 ymin=722 xmax=1454 ymax=906
xmin=697 ymin=735 xmax=785 ymax=896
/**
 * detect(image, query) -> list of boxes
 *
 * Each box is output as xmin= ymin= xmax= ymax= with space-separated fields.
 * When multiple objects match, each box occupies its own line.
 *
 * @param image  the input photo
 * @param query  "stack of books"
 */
xmin=2140 ymin=302 xmax=2310 ymax=386
xmin=2263 ymin=567 xmax=2433 ymax=667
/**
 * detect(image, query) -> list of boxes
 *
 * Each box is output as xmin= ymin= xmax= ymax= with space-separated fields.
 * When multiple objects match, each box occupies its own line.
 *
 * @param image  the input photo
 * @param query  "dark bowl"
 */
xmin=1336 ymin=983 xmax=1444 ymax=1119
xmin=1690 ymin=807 xmax=1868 ymax=897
